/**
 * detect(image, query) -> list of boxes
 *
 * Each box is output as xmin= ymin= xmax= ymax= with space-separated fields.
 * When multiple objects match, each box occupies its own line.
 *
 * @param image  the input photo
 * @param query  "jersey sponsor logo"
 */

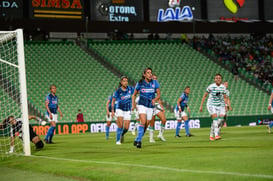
xmin=120 ymin=94 xmax=131 ymax=100
xmin=141 ymin=88 xmax=154 ymax=93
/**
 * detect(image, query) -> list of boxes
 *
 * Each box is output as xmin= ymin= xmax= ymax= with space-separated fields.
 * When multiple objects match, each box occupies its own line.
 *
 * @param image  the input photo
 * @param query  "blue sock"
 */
xmin=106 ymin=126 xmax=110 ymax=138
xmin=176 ymin=122 xmax=182 ymax=136
xmin=122 ymin=129 xmax=128 ymax=136
xmin=45 ymin=126 xmax=54 ymax=140
xmin=270 ymin=122 xmax=273 ymax=128
xmin=184 ymin=120 xmax=190 ymax=135
xmin=116 ymin=127 xmax=123 ymax=142
xmin=135 ymin=125 xmax=144 ymax=142
xmin=49 ymin=127 xmax=56 ymax=142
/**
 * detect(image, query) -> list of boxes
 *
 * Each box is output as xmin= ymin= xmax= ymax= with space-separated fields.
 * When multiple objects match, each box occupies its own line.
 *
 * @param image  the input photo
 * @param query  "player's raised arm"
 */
xmin=199 ymin=92 xmax=209 ymax=112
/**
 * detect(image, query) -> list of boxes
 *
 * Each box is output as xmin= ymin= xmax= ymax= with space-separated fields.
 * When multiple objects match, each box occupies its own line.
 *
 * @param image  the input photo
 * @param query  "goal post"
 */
xmin=0 ymin=29 xmax=30 ymax=158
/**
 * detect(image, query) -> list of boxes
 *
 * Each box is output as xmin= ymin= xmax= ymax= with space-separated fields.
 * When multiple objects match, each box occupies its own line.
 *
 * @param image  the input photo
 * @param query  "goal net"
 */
xmin=0 ymin=29 xmax=30 ymax=159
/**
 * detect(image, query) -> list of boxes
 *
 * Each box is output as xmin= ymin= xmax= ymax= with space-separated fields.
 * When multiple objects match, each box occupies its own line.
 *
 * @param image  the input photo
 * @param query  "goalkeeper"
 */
xmin=0 ymin=115 xmax=46 ymax=153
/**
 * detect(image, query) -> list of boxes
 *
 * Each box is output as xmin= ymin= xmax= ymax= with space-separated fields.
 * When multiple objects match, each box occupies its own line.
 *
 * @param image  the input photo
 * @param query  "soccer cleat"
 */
xmin=175 ymin=135 xmax=181 ymax=138
xmin=267 ymin=125 xmax=271 ymax=133
xmin=136 ymin=141 xmax=142 ymax=148
xmin=132 ymin=130 xmax=136 ymax=135
xmin=215 ymin=135 xmax=221 ymax=140
xmin=209 ymin=136 xmax=215 ymax=141
xmin=116 ymin=141 xmax=121 ymax=145
xmin=133 ymin=141 xmax=137 ymax=146
xmin=186 ymin=134 xmax=194 ymax=137
xmin=157 ymin=135 xmax=166 ymax=142
xmin=149 ymin=138 xmax=156 ymax=143
xmin=44 ymin=139 xmax=49 ymax=144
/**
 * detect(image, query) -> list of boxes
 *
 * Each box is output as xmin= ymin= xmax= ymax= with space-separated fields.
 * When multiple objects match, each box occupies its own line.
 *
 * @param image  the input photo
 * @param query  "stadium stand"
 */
xmin=192 ymin=35 xmax=273 ymax=92
xmin=89 ymin=40 xmax=270 ymax=118
xmin=24 ymin=41 xmax=119 ymax=121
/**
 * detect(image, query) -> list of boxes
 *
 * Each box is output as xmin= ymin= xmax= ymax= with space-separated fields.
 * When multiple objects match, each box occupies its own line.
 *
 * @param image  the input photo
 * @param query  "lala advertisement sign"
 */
xmin=149 ymin=0 xmax=202 ymax=22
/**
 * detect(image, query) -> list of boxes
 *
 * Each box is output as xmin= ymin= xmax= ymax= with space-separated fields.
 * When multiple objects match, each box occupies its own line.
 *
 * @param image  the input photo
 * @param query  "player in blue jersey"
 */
xmin=105 ymin=93 xmax=117 ymax=139
xmin=148 ymin=74 xmax=167 ymax=142
xmin=132 ymin=67 xmax=161 ymax=148
xmin=44 ymin=85 xmax=63 ymax=144
xmin=174 ymin=86 xmax=192 ymax=138
xmin=111 ymin=76 xmax=134 ymax=145
xmin=267 ymin=89 xmax=273 ymax=133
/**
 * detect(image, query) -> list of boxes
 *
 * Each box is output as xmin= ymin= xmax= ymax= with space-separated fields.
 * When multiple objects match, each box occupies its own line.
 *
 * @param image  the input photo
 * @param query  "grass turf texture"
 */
xmin=1 ymin=126 xmax=273 ymax=181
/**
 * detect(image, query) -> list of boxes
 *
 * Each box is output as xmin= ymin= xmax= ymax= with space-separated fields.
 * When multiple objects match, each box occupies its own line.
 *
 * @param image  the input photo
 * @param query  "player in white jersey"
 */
xmin=199 ymin=73 xmax=228 ymax=141
xmin=267 ymin=89 xmax=273 ymax=133
xmin=219 ymin=81 xmax=232 ymax=132
xmin=148 ymin=74 xmax=167 ymax=142
xmin=131 ymin=96 xmax=140 ymax=136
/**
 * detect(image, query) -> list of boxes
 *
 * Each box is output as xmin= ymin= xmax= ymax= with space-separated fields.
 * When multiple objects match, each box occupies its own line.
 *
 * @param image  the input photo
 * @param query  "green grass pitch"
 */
xmin=1 ymin=125 xmax=273 ymax=181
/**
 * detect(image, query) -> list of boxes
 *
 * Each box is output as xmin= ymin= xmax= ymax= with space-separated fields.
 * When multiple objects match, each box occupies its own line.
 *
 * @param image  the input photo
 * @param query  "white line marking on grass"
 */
xmin=27 ymin=155 xmax=273 ymax=179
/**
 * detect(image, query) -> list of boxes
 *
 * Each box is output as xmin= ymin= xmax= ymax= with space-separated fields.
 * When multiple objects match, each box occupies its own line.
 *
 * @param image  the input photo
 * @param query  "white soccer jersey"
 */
xmin=206 ymin=83 xmax=226 ymax=106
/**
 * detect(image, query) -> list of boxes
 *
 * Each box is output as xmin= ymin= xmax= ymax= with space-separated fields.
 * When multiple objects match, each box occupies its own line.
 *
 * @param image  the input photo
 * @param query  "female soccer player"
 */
xmin=105 ymin=93 xmax=116 ymax=139
xmin=267 ymin=89 xmax=273 ymax=133
xmin=199 ymin=73 xmax=228 ymax=141
xmin=132 ymin=67 xmax=161 ymax=148
xmin=111 ymin=76 xmax=134 ymax=145
xmin=148 ymin=74 xmax=167 ymax=142
xmin=174 ymin=86 xmax=192 ymax=138
xmin=0 ymin=115 xmax=45 ymax=153
xmin=44 ymin=85 xmax=63 ymax=144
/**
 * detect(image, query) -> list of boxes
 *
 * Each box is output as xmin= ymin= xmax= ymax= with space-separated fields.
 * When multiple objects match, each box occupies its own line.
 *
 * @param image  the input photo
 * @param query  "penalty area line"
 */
xmin=27 ymin=155 xmax=273 ymax=179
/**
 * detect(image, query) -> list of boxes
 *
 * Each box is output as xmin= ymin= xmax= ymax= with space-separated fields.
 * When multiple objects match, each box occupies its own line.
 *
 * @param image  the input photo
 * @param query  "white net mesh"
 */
xmin=0 ymin=31 xmax=27 ymax=159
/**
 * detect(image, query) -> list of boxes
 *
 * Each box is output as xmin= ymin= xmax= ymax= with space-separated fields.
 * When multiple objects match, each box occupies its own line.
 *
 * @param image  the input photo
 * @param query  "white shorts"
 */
xmin=115 ymin=109 xmax=131 ymax=120
xmin=271 ymin=107 xmax=273 ymax=114
xmin=153 ymin=104 xmax=163 ymax=116
xmin=207 ymin=105 xmax=225 ymax=116
xmin=174 ymin=109 xmax=187 ymax=120
xmin=46 ymin=113 xmax=58 ymax=122
xmin=137 ymin=105 xmax=154 ymax=121
xmin=134 ymin=109 xmax=139 ymax=119
xmin=106 ymin=114 xmax=116 ymax=122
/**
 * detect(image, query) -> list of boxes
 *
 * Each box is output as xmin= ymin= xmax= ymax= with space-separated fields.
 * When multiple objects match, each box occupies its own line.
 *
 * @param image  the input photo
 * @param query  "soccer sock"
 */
xmin=149 ymin=126 xmax=154 ymax=140
xmin=135 ymin=124 xmax=145 ymax=142
xmin=176 ymin=121 xmax=182 ymax=136
xmin=159 ymin=124 xmax=165 ymax=136
xmin=213 ymin=118 xmax=219 ymax=137
xmin=45 ymin=126 xmax=54 ymax=140
xmin=106 ymin=126 xmax=110 ymax=138
xmin=116 ymin=127 xmax=123 ymax=142
xmin=49 ymin=127 xmax=56 ymax=142
xmin=122 ymin=128 xmax=128 ymax=136
xmin=184 ymin=120 xmax=190 ymax=135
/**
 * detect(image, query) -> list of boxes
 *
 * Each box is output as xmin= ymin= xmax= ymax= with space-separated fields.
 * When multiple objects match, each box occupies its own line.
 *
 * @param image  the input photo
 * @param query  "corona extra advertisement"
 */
xmin=29 ymin=0 xmax=85 ymax=19
xmin=89 ymin=0 xmax=144 ymax=22
xmin=149 ymin=0 xmax=202 ymax=22
xmin=207 ymin=0 xmax=259 ymax=22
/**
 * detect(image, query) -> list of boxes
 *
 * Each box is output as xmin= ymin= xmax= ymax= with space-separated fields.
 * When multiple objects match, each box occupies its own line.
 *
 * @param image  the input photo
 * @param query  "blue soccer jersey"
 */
xmin=175 ymin=92 xmax=189 ymax=111
xmin=113 ymin=86 xmax=134 ymax=111
xmin=135 ymin=79 xmax=160 ymax=108
xmin=108 ymin=95 xmax=117 ymax=112
xmin=45 ymin=93 xmax=58 ymax=115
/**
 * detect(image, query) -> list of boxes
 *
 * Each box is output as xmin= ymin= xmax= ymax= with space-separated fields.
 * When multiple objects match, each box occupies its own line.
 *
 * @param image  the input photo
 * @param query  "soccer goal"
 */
xmin=0 ymin=29 xmax=30 ymax=158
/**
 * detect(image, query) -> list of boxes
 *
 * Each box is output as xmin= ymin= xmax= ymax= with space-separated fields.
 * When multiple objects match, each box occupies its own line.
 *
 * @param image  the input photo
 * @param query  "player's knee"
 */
xmin=35 ymin=140 xmax=44 ymax=149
